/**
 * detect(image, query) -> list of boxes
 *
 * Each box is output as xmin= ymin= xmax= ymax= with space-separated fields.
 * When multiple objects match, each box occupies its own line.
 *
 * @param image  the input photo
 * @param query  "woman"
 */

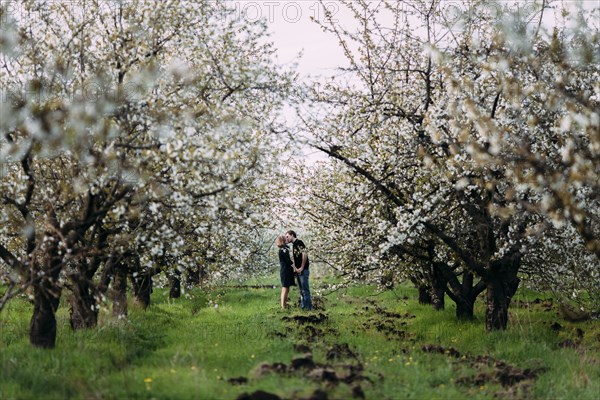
xmin=276 ymin=235 xmax=296 ymax=308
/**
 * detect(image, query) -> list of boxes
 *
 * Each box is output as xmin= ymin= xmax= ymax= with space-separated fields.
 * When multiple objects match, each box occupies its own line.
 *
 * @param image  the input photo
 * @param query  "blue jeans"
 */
xmin=297 ymin=269 xmax=312 ymax=310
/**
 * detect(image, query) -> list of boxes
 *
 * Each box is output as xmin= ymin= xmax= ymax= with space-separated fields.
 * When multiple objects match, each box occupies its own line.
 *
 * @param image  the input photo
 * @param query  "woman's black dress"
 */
xmin=279 ymin=246 xmax=296 ymax=287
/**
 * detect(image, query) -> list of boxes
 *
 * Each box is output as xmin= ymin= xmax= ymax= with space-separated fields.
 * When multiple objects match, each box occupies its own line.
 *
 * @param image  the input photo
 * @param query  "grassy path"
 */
xmin=1 ymin=283 xmax=599 ymax=399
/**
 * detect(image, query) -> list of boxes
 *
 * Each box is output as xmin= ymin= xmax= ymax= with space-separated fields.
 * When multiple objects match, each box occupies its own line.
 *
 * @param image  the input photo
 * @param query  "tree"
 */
xmin=0 ymin=0 xmax=292 ymax=347
xmin=444 ymin=1 xmax=599 ymax=258
xmin=296 ymin=0 xmax=598 ymax=330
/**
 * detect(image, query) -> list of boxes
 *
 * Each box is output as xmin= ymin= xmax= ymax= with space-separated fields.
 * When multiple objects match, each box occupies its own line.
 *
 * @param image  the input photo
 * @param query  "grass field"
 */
xmin=1 ymin=275 xmax=599 ymax=399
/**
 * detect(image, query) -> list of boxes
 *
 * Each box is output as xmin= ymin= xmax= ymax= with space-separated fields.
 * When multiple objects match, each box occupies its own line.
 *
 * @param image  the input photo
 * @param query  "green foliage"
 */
xmin=0 ymin=284 xmax=598 ymax=399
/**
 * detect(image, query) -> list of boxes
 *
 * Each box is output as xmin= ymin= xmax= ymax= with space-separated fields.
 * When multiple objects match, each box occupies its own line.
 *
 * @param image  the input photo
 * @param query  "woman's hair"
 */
xmin=275 ymin=235 xmax=287 ymax=248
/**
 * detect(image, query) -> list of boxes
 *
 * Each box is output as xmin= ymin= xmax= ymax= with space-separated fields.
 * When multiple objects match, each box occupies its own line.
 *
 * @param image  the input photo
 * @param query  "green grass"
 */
xmin=0 ymin=280 xmax=599 ymax=400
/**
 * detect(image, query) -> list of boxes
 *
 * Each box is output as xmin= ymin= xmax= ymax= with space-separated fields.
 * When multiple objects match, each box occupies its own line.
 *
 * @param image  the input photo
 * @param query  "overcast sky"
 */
xmin=225 ymin=0 xmax=599 ymax=162
xmin=227 ymin=0 xmax=599 ymax=79
xmin=229 ymin=1 xmax=352 ymax=79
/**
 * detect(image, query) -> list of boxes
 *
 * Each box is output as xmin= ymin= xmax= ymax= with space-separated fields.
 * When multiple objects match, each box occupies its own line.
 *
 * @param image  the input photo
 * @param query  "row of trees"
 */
xmin=0 ymin=0 xmax=292 ymax=348
xmin=291 ymin=0 xmax=599 ymax=330
xmin=0 ymin=0 xmax=598 ymax=348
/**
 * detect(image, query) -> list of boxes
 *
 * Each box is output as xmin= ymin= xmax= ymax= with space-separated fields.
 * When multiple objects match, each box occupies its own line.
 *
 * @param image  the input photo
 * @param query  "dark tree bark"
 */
xmin=455 ymin=296 xmax=475 ymax=319
xmin=69 ymin=278 xmax=98 ymax=330
xmin=418 ymin=284 xmax=433 ymax=305
xmin=30 ymin=241 xmax=62 ymax=348
xmin=112 ymin=263 xmax=128 ymax=318
xmin=98 ymin=255 xmax=116 ymax=295
xmin=430 ymin=263 xmax=446 ymax=310
xmin=30 ymin=284 xmax=61 ymax=348
xmin=435 ymin=262 xmax=486 ymax=320
xmin=69 ymin=229 xmax=109 ymax=330
xmin=170 ymin=270 xmax=181 ymax=299
xmin=485 ymin=256 xmax=521 ymax=331
xmin=131 ymin=271 xmax=152 ymax=309
xmin=186 ymin=266 xmax=200 ymax=286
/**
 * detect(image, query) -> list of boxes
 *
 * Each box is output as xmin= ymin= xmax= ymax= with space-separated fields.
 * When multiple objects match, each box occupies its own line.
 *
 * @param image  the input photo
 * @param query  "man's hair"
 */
xmin=286 ymin=230 xmax=297 ymax=238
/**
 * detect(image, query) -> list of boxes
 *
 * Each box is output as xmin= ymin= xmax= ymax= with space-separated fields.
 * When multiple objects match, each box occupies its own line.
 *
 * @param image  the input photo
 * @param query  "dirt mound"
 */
xmin=300 ymin=389 xmax=329 ymax=400
xmin=513 ymin=298 xmax=554 ymax=312
xmin=357 ymin=300 xmax=414 ymax=343
xmin=236 ymin=390 xmax=281 ymax=400
xmin=311 ymin=296 xmax=326 ymax=311
xmin=251 ymin=362 xmax=288 ymax=378
xmin=281 ymin=312 xmax=337 ymax=342
xmin=235 ymin=341 xmax=372 ymax=399
xmin=227 ymin=376 xmax=248 ymax=385
xmin=282 ymin=312 xmax=329 ymax=325
xmin=421 ymin=344 xmax=461 ymax=357
xmin=294 ymin=343 xmax=312 ymax=353
xmin=326 ymin=343 xmax=358 ymax=361
xmin=291 ymin=353 xmax=316 ymax=370
xmin=456 ymin=356 xmax=545 ymax=387
xmin=421 ymin=344 xmax=548 ymax=395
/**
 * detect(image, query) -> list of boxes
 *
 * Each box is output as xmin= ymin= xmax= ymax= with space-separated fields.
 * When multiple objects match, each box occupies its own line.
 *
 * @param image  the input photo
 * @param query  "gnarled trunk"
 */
xmin=69 ymin=228 xmax=109 ymax=330
xmin=434 ymin=262 xmax=485 ymax=321
xmin=455 ymin=296 xmax=475 ymax=320
xmin=186 ymin=266 xmax=200 ymax=286
xmin=418 ymin=284 xmax=433 ymax=305
xmin=454 ymin=271 xmax=477 ymax=320
xmin=485 ymin=257 xmax=521 ymax=331
xmin=170 ymin=271 xmax=181 ymax=299
xmin=98 ymin=256 xmax=115 ymax=295
xmin=69 ymin=279 xmax=98 ymax=330
xmin=131 ymin=272 xmax=152 ymax=309
xmin=30 ymin=244 xmax=62 ymax=348
xmin=30 ymin=285 xmax=61 ymax=348
xmin=431 ymin=264 xmax=446 ymax=310
xmin=113 ymin=263 xmax=128 ymax=318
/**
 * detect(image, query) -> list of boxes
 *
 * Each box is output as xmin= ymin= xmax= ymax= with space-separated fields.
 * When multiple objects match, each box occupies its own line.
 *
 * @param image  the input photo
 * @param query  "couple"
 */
xmin=276 ymin=230 xmax=312 ymax=310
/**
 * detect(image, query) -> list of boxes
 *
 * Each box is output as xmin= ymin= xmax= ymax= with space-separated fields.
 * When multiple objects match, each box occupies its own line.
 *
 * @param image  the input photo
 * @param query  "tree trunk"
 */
xmin=455 ymin=271 xmax=476 ymax=320
xmin=431 ymin=264 xmax=446 ymax=310
xmin=131 ymin=272 xmax=152 ymax=309
xmin=485 ymin=258 xmax=521 ymax=331
xmin=431 ymin=284 xmax=445 ymax=310
xmin=30 ymin=246 xmax=62 ymax=348
xmin=69 ymin=279 xmax=98 ymax=330
xmin=486 ymin=279 xmax=510 ymax=330
xmin=98 ymin=256 xmax=115 ymax=295
xmin=433 ymin=263 xmax=485 ymax=321
xmin=30 ymin=285 xmax=61 ymax=348
xmin=455 ymin=297 xmax=475 ymax=320
xmin=170 ymin=271 xmax=181 ymax=299
xmin=113 ymin=263 xmax=128 ymax=318
xmin=186 ymin=266 xmax=200 ymax=286
xmin=418 ymin=284 xmax=432 ymax=305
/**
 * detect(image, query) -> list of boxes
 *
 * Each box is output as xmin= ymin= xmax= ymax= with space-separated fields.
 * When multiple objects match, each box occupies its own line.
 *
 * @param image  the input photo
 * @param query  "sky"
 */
xmin=228 ymin=0 xmax=351 ymax=79
xmin=228 ymin=0 xmax=600 ymax=79
xmin=224 ymin=0 xmax=599 ymax=163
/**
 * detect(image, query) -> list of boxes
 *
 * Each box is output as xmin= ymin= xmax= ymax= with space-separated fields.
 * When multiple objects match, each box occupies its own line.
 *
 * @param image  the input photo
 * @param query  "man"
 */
xmin=285 ymin=230 xmax=312 ymax=311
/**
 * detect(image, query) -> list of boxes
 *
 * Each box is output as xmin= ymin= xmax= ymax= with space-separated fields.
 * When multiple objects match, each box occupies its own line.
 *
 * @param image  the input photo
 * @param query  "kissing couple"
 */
xmin=275 ymin=230 xmax=312 ymax=310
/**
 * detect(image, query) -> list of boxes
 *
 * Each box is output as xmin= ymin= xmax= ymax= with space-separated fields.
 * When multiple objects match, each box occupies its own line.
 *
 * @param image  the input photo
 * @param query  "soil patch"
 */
xmin=513 ymin=298 xmax=554 ymax=312
xmin=236 ymin=390 xmax=281 ymax=400
xmin=422 ymin=344 xmax=548 ymax=396
xmin=421 ymin=344 xmax=461 ymax=358
xmin=357 ymin=300 xmax=414 ymax=341
xmin=237 ymin=342 xmax=374 ymax=399
xmin=282 ymin=312 xmax=329 ymax=325
xmin=311 ymin=296 xmax=326 ymax=311
xmin=228 ymin=376 xmax=249 ymax=385
xmin=294 ymin=343 xmax=312 ymax=353
xmin=326 ymin=343 xmax=358 ymax=361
